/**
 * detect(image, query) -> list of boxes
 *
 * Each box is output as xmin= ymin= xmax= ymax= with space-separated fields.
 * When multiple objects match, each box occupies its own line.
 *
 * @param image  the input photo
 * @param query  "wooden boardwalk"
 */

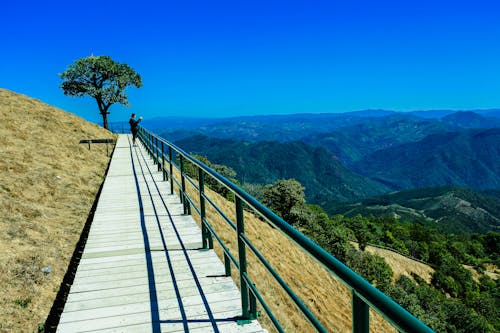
xmin=57 ymin=135 xmax=265 ymax=333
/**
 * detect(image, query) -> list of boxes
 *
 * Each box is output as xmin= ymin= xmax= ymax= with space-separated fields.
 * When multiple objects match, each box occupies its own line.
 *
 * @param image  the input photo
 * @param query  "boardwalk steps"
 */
xmin=56 ymin=135 xmax=265 ymax=333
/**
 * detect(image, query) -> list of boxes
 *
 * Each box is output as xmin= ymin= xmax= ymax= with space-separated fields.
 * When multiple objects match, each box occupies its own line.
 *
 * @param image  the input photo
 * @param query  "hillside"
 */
xmin=302 ymin=114 xmax=454 ymax=165
xmin=0 ymin=88 xmax=114 ymax=332
xmin=441 ymin=111 xmax=500 ymax=128
xmin=173 ymin=134 xmax=389 ymax=202
xmin=176 ymin=168 xmax=439 ymax=332
xmin=329 ymin=186 xmax=500 ymax=234
xmin=352 ymin=129 xmax=500 ymax=191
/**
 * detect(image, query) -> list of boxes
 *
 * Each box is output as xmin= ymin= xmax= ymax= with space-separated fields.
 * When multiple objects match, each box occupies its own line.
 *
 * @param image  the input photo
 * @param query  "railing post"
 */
xmin=180 ymin=156 xmax=190 ymax=215
xmin=352 ymin=293 xmax=369 ymax=333
xmin=152 ymin=136 xmax=156 ymax=164
xmin=236 ymin=197 xmax=257 ymax=321
xmin=157 ymin=138 xmax=161 ymax=171
xmin=149 ymin=133 xmax=153 ymax=158
xmin=154 ymin=136 xmax=158 ymax=165
xmin=180 ymin=155 xmax=185 ymax=207
xmin=224 ymin=253 xmax=231 ymax=277
xmin=168 ymin=147 xmax=174 ymax=195
xmin=161 ymin=141 xmax=166 ymax=180
xmin=249 ymin=288 xmax=257 ymax=320
xmin=198 ymin=168 xmax=209 ymax=249
xmin=151 ymin=135 xmax=154 ymax=161
xmin=236 ymin=197 xmax=250 ymax=320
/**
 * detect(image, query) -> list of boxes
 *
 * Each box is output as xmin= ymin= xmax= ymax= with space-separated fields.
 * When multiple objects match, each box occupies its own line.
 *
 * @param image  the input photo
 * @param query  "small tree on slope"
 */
xmin=262 ymin=179 xmax=307 ymax=225
xmin=59 ymin=55 xmax=142 ymax=129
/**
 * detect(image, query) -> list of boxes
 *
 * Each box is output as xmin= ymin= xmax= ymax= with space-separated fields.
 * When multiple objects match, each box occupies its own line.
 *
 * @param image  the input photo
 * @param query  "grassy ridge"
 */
xmin=329 ymin=186 xmax=500 ymax=234
xmin=0 ymin=89 xmax=114 ymax=332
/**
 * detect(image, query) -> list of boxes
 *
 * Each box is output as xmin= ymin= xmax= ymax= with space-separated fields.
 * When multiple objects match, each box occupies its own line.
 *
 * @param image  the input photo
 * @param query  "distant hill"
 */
xmin=329 ymin=186 xmax=500 ymax=234
xmin=407 ymin=109 xmax=500 ymax=119
xmin=160 ymin=113 xmax=377 ymax=142
xmin=139 ymin=117 xmax=223 ymax=131
xmin=303 ymin=114 xmax=454 ymax=165
xmin=441 ymin=111 xmax=500 ymax=128
xmin=173 ymin=135 xmax=389 ymax=202
xmin=352 ymin=128 xmax=500 ymax=191
xmin=156 ymin=109 xmax=500 ymax=144
xmin=484 ymin=109 xmax=500 ymax=119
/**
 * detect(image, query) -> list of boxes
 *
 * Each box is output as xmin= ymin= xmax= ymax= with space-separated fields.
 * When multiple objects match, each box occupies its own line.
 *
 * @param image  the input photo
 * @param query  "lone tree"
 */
xmin=59 ymin=55 xmax=142 ymax=129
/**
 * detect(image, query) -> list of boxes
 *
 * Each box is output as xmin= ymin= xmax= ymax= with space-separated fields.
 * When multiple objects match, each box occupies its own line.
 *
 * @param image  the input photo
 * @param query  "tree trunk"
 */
xmin=96 ymin=97 xmax=110 ymax=130
xmin=101 ymin=112 xmax=109 ymax=130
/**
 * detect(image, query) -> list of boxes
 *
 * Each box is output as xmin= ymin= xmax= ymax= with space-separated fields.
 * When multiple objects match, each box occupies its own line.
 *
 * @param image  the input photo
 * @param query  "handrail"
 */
xmin=137 ymin=127 xmax=434 ymax=333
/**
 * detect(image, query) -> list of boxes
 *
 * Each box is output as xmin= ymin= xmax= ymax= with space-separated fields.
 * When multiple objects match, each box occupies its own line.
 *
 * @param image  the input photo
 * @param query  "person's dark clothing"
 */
xmin=129 ymin=117 xmax=141 ymax=139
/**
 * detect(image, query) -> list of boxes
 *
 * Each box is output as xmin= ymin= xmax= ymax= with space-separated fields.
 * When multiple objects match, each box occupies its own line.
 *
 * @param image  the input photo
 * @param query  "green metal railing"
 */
xmin=137 ymin=127 xmax=434 ymax=333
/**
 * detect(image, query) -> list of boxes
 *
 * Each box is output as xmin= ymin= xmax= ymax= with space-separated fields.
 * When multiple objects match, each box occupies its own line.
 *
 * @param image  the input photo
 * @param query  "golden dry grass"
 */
xmin=171 ymin=167 xmax=401 ymax=332
xmin=365 ymin=246 xmax=435 ymax=284
xmin=0 ymin=88 xmax=114 ymax=332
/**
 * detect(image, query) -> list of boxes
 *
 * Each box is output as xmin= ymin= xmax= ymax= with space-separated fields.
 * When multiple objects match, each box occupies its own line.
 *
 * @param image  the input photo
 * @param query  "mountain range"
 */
xmin=352 ymin=128 xmax=500 ymax=191
xmin=175 ymin=135 xmax=389 ymax=203
xmin=159 ymin=109 xmax=500 ymax=232
xmin=154 ymin=108 xmax=500 ymax=141
xmin=302 ymin=114 xmax=454 ymax=165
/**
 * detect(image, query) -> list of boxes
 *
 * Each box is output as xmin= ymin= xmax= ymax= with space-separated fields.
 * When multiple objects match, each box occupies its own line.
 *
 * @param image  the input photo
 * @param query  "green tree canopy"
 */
xmin=59 ymin=55 xmax=142 ymax=129
xmin=262 ymin=179 xmax=307 ymax=225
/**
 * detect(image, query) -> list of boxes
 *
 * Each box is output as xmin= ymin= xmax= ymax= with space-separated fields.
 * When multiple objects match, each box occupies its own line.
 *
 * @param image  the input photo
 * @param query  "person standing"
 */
xmin=129 ymin=113 xmax=142 ymax=146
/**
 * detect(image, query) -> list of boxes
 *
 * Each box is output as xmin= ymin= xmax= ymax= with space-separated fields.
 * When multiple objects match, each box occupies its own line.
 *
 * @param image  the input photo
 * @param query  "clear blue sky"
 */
xmin=1 ymin=0 xmax=499 ymax=124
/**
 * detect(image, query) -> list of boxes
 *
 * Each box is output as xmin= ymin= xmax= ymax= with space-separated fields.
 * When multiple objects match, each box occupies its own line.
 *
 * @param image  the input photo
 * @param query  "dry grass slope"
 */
xmin=0 ymin=88 xmax=114 ymax=332
xmin=176 ymin=168 xmax=401 ymax=332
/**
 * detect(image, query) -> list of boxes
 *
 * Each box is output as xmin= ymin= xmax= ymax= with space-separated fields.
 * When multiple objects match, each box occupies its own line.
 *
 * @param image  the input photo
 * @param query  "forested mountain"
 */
xmin=328 ymin=186 xmax=500 ymax=234
xmin=352 ymin=128 xmax=500 ymax=191
xmin=441 ymin=111 xmax=500 ymax=129
xmin=302 ymin=114 xmax=454 ymax=165
xmin=174 ymin=135 xmax=389 ymax=202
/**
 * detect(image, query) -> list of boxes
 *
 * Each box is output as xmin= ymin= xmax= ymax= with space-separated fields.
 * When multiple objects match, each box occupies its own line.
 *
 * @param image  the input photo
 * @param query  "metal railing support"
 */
xmin=161 ymin=141 xmax=166 ymax=180
xmin=179 ymin=156 xmax=190 ymax=215
xmin=224 ymin=253 xmax=231 ymax=277
xmin=353 ymin=293 xmax=369 ymax=333
xmin=235 ymin=197 xmax=258 ymax=321
xmin=155 ymin=136 xmax=160 ymax=170
xmin=150 ymin=133 xmax=154 ymax=158
xmin=152 ymin=136 xmax=156 ymax=164
xmin=198 ymin=168 xmax=209 ymax=249
xmin=168 ymin=146 xmax=174 ymax=194
xmin=236 ymin=197 xmax=250 ymax=320
xmin=180 ymin=155 xmax=186 ymax=208
xmin=147 ymin=133 xmax=152 ymax=157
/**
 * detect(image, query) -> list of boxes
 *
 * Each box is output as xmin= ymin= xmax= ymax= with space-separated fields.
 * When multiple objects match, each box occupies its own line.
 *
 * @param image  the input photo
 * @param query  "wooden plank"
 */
xmin=57 ymin=134 xmax=265 ymax=333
